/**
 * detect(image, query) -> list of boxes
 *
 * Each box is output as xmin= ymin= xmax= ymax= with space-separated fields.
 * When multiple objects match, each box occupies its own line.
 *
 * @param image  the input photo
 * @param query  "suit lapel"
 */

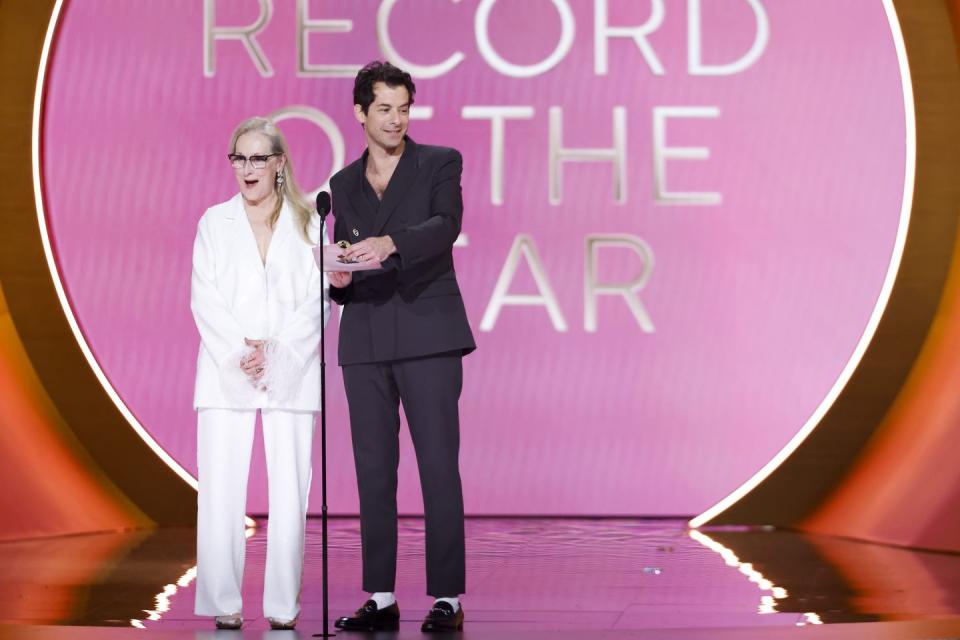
xmin=372 ymin=137 xmax=419 ymax=235
xmin=341 ymin=156 xmax=377 ymax=225
xmin=225 ymin=194 xmax=266 ymax=273
xmin=227 ymin=193 xmax=297 ymax=272
xmin=266 ymin=201 xmax=295 ymax=267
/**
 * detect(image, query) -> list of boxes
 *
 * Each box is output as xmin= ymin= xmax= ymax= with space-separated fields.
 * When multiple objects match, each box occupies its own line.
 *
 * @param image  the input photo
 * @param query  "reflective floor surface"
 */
xmin=2 ymin=518 xmax=960 ymax=638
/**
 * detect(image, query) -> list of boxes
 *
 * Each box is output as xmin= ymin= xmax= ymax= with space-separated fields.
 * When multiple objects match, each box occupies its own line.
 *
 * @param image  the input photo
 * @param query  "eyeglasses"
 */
xmin=228 ymin=153 xmax=281 ymax=169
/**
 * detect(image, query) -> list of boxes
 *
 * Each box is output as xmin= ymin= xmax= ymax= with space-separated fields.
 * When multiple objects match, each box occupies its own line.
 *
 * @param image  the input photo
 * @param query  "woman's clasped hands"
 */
xmin=241 ymin=338 xmax=267 ymax=389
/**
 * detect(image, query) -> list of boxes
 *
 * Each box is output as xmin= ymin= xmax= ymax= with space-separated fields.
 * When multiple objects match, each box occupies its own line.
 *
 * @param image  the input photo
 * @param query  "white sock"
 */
xmin=370 ymin=592 xmax=396 ymax=610
xmin=435 ymin=597 xmax=460 ymax=612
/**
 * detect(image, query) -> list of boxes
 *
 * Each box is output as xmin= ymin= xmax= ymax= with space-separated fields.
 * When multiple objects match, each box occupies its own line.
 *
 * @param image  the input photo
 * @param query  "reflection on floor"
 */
xmin=1 ymin=519 xmax=960 ymax=639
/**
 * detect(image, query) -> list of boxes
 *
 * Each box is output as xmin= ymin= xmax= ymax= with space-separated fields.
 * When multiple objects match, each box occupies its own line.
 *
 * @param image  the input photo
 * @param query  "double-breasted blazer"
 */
xmin=329 ymin=137 xmax=476 ymax=365
xmin=191 ymin=193 xmax=329 ymax=410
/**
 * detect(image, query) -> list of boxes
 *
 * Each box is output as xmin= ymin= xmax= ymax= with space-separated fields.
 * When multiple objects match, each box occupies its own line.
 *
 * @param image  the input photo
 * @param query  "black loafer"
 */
xmin=421 ymin=602 xmax=463 ymax=632
xmin=335 ymin=600 xmax=400 ymax=631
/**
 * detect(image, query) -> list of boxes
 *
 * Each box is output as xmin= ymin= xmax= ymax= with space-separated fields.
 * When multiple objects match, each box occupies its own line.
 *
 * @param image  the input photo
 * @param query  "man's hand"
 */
xmin=241 ymin=338 xmax=266 ymax=385
xmin=342 ymin=235 xmax=396 ymax=263
xmin=328 ymin=271 xmax=352 ymax=288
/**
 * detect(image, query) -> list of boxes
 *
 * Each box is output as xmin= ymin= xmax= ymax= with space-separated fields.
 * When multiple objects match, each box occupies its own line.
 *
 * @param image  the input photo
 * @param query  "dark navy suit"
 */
xmin=329 ymin=136 xmax=475 ymax=596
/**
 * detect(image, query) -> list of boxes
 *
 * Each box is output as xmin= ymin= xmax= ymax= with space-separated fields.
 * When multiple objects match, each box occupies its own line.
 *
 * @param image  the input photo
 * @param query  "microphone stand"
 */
xmin=315 ymin=202 xmax=335 ymax=638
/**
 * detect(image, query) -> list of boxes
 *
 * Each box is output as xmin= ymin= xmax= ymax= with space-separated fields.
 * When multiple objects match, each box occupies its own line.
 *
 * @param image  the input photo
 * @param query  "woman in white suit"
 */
xmin=190 ymin=117 xmax=328 ymax=630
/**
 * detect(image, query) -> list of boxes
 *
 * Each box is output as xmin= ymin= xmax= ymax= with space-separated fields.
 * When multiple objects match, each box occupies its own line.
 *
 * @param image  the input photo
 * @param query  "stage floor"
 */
xmin=2 ymin=518 xmax=960 ymax=638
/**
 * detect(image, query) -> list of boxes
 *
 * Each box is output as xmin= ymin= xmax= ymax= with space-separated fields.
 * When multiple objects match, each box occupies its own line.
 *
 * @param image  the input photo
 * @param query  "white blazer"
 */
xmin=191 ymin=193 xmax=329 ymax=411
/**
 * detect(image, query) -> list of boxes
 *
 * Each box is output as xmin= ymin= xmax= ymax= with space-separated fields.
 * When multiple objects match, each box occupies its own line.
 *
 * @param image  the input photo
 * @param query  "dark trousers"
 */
xmin=341 ymin=353 xmax=466 ymax=597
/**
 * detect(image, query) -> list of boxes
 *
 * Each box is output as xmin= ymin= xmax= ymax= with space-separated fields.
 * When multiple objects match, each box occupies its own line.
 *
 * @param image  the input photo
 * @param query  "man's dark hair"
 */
xmin=353 ymin=61 xmax=416 ymax=114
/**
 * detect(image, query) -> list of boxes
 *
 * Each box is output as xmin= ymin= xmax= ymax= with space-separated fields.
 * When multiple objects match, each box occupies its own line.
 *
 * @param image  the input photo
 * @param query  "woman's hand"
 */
xmin=328 ymin=271 xmax=352 ymax=288
xmin=241 ymin=338 xmax=267 ymax=385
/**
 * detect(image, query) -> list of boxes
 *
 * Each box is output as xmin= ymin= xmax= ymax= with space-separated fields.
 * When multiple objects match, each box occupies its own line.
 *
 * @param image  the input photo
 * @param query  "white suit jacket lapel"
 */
xmin=267 ymin=201 xmax=296 ymax=267
xmin=223 ymin=193 xmax=297 ymax=271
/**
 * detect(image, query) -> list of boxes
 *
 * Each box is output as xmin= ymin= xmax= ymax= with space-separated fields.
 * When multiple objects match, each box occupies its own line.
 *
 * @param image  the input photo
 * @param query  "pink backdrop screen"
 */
xmin=41 ymin=0 xmax=907 ymax=515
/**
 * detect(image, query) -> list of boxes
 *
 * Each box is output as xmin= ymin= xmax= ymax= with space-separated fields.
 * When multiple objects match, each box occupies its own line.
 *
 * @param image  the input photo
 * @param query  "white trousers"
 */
xmin=194 ymin=408 xmax=315 ymax=620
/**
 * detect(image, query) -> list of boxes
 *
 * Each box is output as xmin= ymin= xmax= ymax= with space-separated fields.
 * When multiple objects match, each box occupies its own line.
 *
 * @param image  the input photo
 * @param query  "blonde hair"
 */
xmin=229 ymin=117 xmax=315 ymax=243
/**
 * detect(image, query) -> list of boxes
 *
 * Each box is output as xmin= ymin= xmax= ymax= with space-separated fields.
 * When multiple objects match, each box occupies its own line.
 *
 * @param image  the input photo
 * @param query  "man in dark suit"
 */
xmin=328 ymin=61 xmax=475 ymax=633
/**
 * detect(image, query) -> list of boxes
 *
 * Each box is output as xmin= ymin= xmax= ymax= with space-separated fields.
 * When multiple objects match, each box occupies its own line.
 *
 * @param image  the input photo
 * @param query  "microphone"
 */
xmin=316 ymin=190 xmax=331 ymax=219
xmin=314 ymin=186 xmax=334 ymax=636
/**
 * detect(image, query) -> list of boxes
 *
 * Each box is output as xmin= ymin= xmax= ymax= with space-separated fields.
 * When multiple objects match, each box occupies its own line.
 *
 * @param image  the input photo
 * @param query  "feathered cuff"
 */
xmin=261 ymin=339 xmax=306 ymax=405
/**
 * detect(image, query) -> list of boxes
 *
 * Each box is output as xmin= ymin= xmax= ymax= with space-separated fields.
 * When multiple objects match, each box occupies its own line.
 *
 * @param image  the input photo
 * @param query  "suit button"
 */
xmin=352 ymin=228 xmax=360 ymax=237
